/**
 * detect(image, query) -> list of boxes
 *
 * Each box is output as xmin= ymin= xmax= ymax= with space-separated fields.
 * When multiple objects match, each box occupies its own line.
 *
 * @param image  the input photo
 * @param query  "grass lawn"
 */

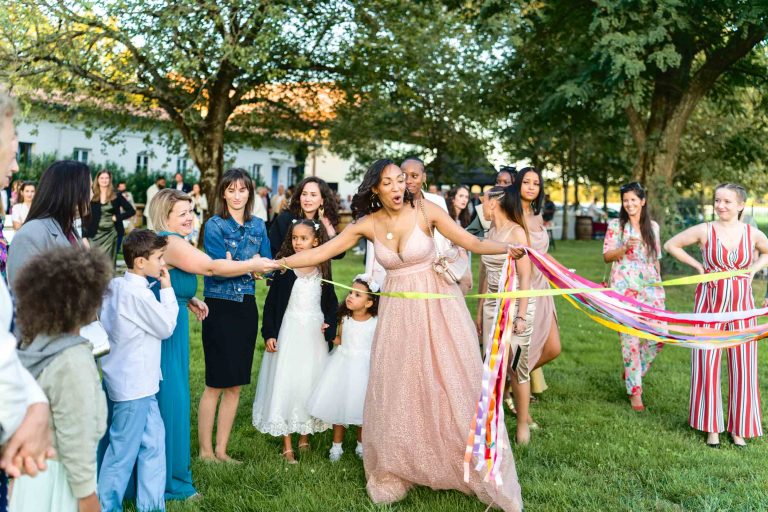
xmin=163 ymin=240 xmax=768 ymax=511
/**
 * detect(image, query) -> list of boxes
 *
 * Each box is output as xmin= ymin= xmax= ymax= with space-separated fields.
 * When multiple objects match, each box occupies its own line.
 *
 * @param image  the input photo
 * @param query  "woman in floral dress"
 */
xmin=602 ymin=182 xmax=665 ymax=411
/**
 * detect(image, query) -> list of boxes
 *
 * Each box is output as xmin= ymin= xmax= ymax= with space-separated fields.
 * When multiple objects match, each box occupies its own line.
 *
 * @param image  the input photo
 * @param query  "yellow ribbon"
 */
xmin=276 ymin=265 xmax=750 ymax=300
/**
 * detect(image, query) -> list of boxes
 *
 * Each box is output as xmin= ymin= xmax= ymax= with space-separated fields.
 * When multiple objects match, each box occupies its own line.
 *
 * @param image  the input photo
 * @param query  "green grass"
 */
xmin=162 ymin=240 xmax=768 ymax=512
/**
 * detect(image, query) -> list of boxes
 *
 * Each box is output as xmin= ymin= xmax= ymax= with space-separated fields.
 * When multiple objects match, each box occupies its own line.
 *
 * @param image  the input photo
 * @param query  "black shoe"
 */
xmin=706 ymin=442 xmax=720 ymax=449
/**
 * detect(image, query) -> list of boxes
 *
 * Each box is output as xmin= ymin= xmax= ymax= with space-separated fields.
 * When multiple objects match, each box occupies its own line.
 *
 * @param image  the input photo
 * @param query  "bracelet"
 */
xmin=281 ymin=257 xmax=287 ymax=268
xmin=514 ymin=316 xmax=525 ymax=322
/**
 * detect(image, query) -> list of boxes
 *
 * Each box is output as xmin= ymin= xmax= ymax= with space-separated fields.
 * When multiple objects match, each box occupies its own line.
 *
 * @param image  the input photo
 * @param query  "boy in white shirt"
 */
xmin=97 ymin=230 xmax=178 ymax=512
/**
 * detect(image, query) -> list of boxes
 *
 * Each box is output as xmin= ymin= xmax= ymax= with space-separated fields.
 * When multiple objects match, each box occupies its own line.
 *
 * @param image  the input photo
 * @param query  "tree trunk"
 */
xmin=625 ymin=24 xmax=768 ymax=226
xmin=602 ymin=169 xmax=609 ymax=210
xmin=183 ymin=126 xmax=226 ymax=243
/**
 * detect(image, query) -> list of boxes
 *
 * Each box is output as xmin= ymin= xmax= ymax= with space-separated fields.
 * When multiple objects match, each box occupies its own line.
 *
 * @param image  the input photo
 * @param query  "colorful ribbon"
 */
xmin=524 ymin=248 xmax=768 ymax=349
xmin=464 ymin=254 xmax=515 ymax=486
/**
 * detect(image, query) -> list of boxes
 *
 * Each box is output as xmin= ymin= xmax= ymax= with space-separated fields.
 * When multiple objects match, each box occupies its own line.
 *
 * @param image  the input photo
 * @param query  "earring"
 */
xmin=319 ymin=206 xmax=325 ymax=218
xmin=371 ymin=193 xmax=378 ymax=208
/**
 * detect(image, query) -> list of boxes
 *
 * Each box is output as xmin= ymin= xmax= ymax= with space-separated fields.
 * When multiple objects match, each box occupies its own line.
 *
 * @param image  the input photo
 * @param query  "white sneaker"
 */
xmin=329 ymin=444 xmax=343 ymax=462
xmin=355 ymin=442 xmax=363 ymax=459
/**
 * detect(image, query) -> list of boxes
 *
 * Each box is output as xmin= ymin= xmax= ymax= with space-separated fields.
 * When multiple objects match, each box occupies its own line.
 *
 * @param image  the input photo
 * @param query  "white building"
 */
xmin=306 ymin=146 xmax=361 ymax=202
xmin=15 ymin=116 xmax=298 ymax=193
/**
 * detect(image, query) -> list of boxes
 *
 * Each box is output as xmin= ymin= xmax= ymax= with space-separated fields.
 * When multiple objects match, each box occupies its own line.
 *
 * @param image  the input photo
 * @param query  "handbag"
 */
xmin=419 ymin=199 xmax=468 ymax=285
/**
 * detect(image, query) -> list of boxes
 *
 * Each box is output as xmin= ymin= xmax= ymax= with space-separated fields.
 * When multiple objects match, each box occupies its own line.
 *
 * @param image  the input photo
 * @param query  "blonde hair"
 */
xmin=0 ymin=90 xmax=17 ymax=120
xmin=714 ymin=182 xmax=748 ymax=220
xmin=0 ymin=90 xmax=17 ymax=154
xmin=149 ymin=188 xmax=192 ymax=233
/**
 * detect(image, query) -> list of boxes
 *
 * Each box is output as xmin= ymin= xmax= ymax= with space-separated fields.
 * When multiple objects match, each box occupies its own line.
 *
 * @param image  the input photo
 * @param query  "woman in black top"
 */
xmin=268 ymin=177 xmax=344 ymax=259
xmin=84 ymin=169 xmax=135 ymax=266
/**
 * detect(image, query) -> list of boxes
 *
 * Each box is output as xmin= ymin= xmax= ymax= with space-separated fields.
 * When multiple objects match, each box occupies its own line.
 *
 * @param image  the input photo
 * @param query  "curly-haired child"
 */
xmin=11 ymin=246 xmax=112 ymax=512
xmin=307 ymin=274 xmax=380 ymax=461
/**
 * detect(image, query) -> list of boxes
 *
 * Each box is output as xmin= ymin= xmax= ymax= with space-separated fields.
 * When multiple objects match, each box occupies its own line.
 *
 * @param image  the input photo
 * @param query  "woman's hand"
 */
xmin=624 ymin=237 xmax=641 ymax=253
xmin=265 ymin=338 xmax=278 ymax=352
xmin=320 ymin=216 xmax=336 ymax=237
xmin=762 ymin=298 xmax=768 ymax=308
xmin=507 ymin=244 xmax=526 ymax=260
xmin=250 ymin=255 xmax=280 ymax=274
xmin=694 ymin=263 xmax=705 ymax=275
xmin=188 ymin=297 xmax=209 ymax=321
xmin=0 ymin=403 xmax=54 ymax=478
xmin=512 ymin=317 xmax=526 ymax=335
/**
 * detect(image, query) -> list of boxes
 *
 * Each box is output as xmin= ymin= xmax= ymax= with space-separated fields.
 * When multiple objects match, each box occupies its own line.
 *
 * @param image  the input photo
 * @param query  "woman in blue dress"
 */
xmin=148 ymin=188 xmax=274 ymax=500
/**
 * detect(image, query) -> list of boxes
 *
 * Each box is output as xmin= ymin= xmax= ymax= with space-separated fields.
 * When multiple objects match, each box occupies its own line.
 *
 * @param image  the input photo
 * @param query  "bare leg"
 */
xmin=298 ymin=434 xmax=310 ymax=451
xmin=215 ymin=386 xmax=242 ymax=462
xmin=198 ymin=386 xmax=223 ymax=460
xmin=332 ymin=424 xmax=346 ymax=444
xmin=283 ymin=435 xmax=296 ymax=463
xmin=509 ymin=376 xmax=531 ymax=445
xmin=357 ymin=426 xmax=363 ymax=442
xmin=534 ymin=318 xmax=561 ymax=369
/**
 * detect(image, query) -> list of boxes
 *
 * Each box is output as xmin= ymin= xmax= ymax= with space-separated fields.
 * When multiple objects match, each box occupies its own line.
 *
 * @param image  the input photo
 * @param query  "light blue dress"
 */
xmin=155 ymin=231 xmax=198 ymax=500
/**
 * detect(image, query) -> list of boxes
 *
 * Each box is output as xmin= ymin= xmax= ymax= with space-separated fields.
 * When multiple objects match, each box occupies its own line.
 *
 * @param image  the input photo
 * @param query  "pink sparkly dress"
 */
xmin=362 ymin=213 xmax=523 ymax=511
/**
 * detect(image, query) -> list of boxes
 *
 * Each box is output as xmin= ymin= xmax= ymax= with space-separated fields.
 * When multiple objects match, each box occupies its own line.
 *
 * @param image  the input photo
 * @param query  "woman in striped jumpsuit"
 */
xmin=665 ymin=183 xmax=768 ymax=447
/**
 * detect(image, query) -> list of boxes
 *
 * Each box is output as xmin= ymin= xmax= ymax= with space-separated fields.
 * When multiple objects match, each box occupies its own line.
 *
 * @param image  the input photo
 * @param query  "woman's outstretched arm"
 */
xmin=282 ymin=218 xmax=367 ymax=269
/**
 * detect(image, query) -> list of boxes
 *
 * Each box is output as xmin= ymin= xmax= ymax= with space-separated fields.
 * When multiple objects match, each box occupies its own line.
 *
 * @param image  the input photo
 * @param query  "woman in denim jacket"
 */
xmin=199 ymin=169 xmax=271 ymax=462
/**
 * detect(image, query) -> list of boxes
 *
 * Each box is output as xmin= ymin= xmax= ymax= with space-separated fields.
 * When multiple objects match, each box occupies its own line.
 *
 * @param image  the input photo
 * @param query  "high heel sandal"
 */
xmin=282 ymin=448 xmax=298 ymax=464
xmin=298 ymin=442 xmax=311 ymax=452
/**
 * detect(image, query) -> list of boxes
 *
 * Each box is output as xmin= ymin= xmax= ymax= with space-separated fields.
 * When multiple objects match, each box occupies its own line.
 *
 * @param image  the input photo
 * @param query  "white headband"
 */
xmin=354 ymin=273 xmax=381 ymax=293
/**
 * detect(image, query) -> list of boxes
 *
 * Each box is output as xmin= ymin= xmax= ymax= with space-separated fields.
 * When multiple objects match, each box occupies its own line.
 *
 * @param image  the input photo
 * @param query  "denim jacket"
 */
xmin=203 ymin=215 xmax=271 ymax=302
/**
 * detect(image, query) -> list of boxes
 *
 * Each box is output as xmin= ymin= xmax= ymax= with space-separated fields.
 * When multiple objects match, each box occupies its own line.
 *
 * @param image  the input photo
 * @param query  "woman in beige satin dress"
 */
xmin=475 ymin=185 xmax=538 ymax=444
xmin=281 ymin=159 xmax=524 ymax=511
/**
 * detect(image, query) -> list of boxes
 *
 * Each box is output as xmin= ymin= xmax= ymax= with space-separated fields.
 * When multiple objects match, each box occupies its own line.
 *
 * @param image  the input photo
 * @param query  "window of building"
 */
xmin=136 ymin=152 xmax=149 ymax=173
xmin=251 ymin=163 xmax=262 ymax=182
xmin=73 ymin=148 xmax=90 ymax=163
xmin=17 ymin=142 xmax=33 ymax=166
xmin=176 ymin=156 xmax=188 ymax=174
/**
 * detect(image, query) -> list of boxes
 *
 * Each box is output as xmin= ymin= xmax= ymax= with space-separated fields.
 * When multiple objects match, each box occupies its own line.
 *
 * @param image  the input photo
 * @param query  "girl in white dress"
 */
xmin=307 ymin=274 xmax=380 ymax=461
xmin=252 ymin=219 xmax=338 ymax=463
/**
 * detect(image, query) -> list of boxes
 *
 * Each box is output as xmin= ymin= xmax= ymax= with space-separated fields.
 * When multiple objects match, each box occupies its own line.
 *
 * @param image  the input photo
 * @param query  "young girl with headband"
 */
xmin=307 ymin=274 xmax=381 ymax=461
xmin=252 ymin=219 xmax=339 ymax=463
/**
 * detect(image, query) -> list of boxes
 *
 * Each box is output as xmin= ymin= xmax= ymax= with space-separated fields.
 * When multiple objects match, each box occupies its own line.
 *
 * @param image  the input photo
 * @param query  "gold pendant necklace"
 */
xmin=384 ymin=215 xmax=395 ymax=240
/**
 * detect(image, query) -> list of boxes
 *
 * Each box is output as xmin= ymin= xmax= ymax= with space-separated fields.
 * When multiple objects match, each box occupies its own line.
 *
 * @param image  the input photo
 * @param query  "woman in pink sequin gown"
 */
xmin=281 ymin=160 xmax=523 ymax=511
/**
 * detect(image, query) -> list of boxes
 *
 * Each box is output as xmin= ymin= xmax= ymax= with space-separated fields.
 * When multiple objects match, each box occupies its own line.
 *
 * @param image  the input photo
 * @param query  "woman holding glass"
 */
xmin=602 ymin=182 xmax=665 ymax=411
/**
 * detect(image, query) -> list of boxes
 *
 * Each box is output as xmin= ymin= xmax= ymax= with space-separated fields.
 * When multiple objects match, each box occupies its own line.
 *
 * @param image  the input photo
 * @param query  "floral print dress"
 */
xmin=602 ymin=219 xmax=665 ymax=396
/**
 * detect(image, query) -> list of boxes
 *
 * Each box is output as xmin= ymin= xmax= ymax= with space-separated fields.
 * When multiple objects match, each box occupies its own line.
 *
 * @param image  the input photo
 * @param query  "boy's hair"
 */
xmin=275 ymin=218 xmax=331 ymax=281
xmin=122 ymin=229 xmax=168 ymax=269
xmin=337 ymin=278 xmax=380 ymax=326
xmin=15 ymin=247 xmax=112 ymax=343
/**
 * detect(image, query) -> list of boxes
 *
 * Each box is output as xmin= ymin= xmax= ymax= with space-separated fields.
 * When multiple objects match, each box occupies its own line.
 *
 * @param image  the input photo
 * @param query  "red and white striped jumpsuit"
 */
xmin=689 ymin=223 xmax=761 ymax=437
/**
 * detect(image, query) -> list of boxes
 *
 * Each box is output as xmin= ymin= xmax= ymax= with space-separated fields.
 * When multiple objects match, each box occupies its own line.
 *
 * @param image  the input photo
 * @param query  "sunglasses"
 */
xmin=620 ymin=182 xmax=645 ymax=194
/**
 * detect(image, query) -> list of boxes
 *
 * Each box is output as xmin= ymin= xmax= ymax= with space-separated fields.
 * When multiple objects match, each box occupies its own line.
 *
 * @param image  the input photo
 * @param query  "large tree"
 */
xmin=328 ymin=1 xmax=497 ymax=183
xmin=0 ymin=0 xmax=352 ymax=209
xmin=479 ymin=0 xmax=768 ymax=222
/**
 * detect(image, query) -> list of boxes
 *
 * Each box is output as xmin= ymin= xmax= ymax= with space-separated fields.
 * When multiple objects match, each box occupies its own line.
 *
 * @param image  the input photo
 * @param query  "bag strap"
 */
xmin=418 ymin=199 xmax=441 ymax=258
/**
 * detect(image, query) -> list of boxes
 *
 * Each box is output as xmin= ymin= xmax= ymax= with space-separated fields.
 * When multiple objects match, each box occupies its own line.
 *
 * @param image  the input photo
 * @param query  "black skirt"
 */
xmin=201 ymin=295 xmax=259 ymax=388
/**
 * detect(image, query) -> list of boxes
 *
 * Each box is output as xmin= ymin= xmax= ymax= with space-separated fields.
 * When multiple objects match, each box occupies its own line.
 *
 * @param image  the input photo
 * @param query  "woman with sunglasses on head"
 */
xmin=602 ymin=182 xmax=665 ymax=412
xmin=665 ymin=183 xmax=768 ymax=448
